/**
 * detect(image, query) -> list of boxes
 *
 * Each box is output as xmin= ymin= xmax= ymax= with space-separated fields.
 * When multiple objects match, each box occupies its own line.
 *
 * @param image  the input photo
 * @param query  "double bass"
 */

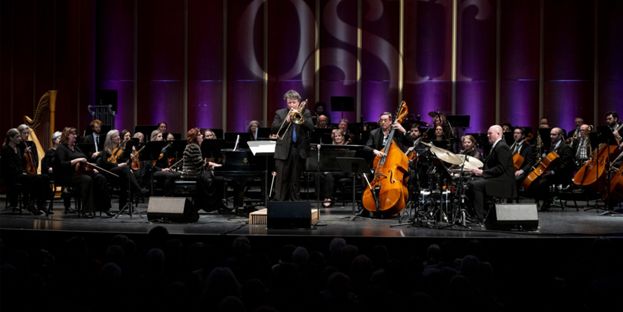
xmin=362 ymin=101 xmax=410 ymax=216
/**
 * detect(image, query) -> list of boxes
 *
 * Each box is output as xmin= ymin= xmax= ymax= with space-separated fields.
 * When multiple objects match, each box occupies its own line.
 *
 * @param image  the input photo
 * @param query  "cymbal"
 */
xmin=456 ymin=154 xmax=484 ymax=169
xmin=421 ymin=142 xmax=463 ymax=165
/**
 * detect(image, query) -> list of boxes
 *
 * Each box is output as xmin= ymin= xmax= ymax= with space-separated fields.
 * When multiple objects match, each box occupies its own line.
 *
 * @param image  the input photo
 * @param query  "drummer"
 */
xmin=466 ymin=125 xmax=516 ymax=225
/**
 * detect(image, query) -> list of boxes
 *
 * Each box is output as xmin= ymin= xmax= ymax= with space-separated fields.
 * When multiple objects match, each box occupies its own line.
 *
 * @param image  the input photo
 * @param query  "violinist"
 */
xmin=120 ymin=129 xmax=132 ymax=149
xmin=54 ymin=127 xmax=112 ymax=217
xmin=527 ymin=127 xmax=574 ymax=211
xmin=150 ymin=122 xmax=168 ymax=142
xmin=97 ymin=130 xmax=149 ymax=210
xmin=509 ymin=127 xmax=535 ymax=185
xmin=466 ymin=125 xmax=516 ymax=225
xmin=1 ymin=128 xmax=49 ymax=215
xmin=338 ymin=118 xmax=355 ymax=144
xmin=16 ymin=124 xmax=40 ymax=174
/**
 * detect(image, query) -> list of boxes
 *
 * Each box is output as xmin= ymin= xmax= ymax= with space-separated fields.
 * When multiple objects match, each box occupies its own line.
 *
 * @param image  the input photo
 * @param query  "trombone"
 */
xmin=275 ymin=99 xmax=307 ymax=140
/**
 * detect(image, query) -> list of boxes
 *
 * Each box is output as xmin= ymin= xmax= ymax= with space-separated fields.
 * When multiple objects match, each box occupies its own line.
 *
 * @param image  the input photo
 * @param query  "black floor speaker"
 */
xmin=147 ymin=197 xmax=198 ymax=223
xmin=486 ymin=203 xmax=539 ymax=230
xmin=267 ymin=201 xmax=312 ymax=229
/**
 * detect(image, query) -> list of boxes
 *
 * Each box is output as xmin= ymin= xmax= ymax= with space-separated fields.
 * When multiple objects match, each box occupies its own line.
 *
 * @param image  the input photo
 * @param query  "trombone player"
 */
xmin=271 ymin=89 xmax=314 ymax=201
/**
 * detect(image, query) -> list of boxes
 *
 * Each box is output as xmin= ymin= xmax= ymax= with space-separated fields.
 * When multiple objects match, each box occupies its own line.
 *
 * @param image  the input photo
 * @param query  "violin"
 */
xmin=107 ymin=147 xmax=123 ymax=164
xmin=131 ymin=145 xmax=146 ymax=171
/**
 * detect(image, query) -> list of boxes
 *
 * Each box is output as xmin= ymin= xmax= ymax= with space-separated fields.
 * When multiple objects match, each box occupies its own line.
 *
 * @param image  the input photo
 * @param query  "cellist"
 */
xmin=509 ymin=127 xmax=535 ymax=187
xmin=526 ymin=127 xmax=575 ymax=211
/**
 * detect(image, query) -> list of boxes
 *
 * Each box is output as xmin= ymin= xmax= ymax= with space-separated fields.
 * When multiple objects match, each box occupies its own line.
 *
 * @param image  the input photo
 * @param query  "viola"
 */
xmin=522 ymin=151 xmax=559 ymax=190
xmin=361 ymin=101 xmax=410 ymax=216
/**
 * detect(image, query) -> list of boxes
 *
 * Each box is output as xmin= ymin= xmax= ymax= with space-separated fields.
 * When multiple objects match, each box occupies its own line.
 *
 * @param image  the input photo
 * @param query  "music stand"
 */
xmin=201 ymin=139 xmax=225 ymax=161
xmin=336 ymin=157 xmax=370 ymax=216
xmin=247 ymin=140 xmax=276 ymax=207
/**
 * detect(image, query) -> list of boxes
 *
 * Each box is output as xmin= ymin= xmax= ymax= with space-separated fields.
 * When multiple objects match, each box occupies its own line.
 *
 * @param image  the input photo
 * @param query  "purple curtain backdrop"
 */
xmin=2 ymin=0 xmax=623 ymax=136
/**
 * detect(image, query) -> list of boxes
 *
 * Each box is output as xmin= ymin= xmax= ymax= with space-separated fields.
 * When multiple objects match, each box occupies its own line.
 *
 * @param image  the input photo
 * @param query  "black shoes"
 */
xmin=104 ymin=211 xmax=116 ymax=217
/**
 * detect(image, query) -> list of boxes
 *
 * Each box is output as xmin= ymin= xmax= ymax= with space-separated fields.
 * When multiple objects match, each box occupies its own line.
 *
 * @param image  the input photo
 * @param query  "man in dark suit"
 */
xmin=527 ymin=127 xmax=575 ymax=211
xmin=510 ymin=127 xmax=535 ymax=187
xmin=467 ymin=125 xmax=516 ymax=224
xmin=365 ymin=112 xmax=408 ymax=156
xmin=82 ymin=119 xmax=105 ymax=160
xmin=271 ymin=90 xmax=314 ymax=201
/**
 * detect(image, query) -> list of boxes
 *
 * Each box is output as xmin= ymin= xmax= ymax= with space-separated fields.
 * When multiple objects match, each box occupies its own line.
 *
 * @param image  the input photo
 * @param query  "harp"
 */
xmin=24 ymin=90 xmax=57 ymax=174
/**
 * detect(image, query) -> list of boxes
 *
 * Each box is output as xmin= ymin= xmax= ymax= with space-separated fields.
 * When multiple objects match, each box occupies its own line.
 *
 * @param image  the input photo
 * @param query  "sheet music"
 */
xmin=247 ymin=140 xmax=276 ymax=155
xmin=233 ymin=134 xmax=240 ymax=151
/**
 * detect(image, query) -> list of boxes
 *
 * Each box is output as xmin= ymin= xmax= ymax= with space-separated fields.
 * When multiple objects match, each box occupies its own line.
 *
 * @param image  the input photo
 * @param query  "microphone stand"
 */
xmin=316 ymin=141 xmax=321 ymax=210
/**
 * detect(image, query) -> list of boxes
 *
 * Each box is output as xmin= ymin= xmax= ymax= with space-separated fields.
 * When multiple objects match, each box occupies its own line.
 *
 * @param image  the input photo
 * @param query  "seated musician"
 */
xmin=150 ymin=121 xmax=167 ymax=142
xmin=509 ymin=127 xmax=535 ymax=187
xmin=572 ymin=124 xmax=592 ymax=167
xmin=365 ymin=111 xmax=408 ymax=157
xmin=54 ymin=127 xmax=112 ymax=217
xmin=526 ymin=127 xmax=575 ymax=211
xmin=606 ymin=111 xmax=623 ymax=147
xmin=1 ymin=128 xmax=50 ymax=215
xmin=18 ymin=124 xmax=53 ymax=211
xmin=179 ymin=128 xmax=223 ymax=211
xmin=318 ymin=129 xmax=349 ymax=207
xmin=459 ymin=135 xmax=482 ymax=160
xmin=466 ymin=125 xmax=516 ymax=225
xmin=316 ymin=114 xmax=330 ymax=129
xmin=120 ymin=129 xmax=132 ymax=149
xmin=97 ymin=130 xmax=149 ymax=210
xmin=247 ymin=120 xmax=261 ymax=141
xmin=82 ymin=119 xmax=104 ymax=160
xmin=338 ymin=118 xmax=355 ymax=144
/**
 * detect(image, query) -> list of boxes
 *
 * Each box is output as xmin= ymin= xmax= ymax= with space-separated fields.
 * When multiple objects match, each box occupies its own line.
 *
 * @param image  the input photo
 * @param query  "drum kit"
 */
xmin=407 ymin=142 xmax=484 ymax=227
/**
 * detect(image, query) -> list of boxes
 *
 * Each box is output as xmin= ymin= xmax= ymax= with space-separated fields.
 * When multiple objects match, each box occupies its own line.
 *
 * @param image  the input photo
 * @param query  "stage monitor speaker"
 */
xmin=267 ymin=201 xmax=312 ymax=229
xmin=147 ymin=197 xmax=198 ymax=223
xmin=486 ymin=203 xmax=538 ymax=230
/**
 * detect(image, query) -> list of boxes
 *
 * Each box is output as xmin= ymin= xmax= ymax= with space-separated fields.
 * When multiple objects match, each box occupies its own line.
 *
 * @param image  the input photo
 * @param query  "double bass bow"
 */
xmin=361 ymin=101 xmax=410 ymax=216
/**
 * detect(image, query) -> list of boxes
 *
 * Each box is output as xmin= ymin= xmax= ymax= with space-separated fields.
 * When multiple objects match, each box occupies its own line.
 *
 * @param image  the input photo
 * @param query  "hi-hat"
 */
xmin=456 ymin=154 xmax=484 ymax=169
xmin=421 ymin=142 xmax=463 ymax=165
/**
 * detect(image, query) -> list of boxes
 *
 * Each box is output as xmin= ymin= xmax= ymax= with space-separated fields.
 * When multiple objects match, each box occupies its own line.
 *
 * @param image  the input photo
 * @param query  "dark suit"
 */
xmin=271 ymin=107 xmax=314 ymax=201
xmin=83 ymin=133 xmax=105 ymax=155
xmin=468 ymin=139 xmax=516 ymax=222
xmin=365 ymin=128 xmax=408 ymax=154
xmin=510 ymin=141 xmax=535 ymax=184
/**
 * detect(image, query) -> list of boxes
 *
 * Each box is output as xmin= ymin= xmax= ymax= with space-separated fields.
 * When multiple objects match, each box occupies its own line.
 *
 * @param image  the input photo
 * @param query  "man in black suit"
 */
xmin=527 ymin=127 xmax=575 ymax=211
xmin=365 ymin=111 xmax=408 ymax=156
xmin=83 ymin=119 xmax=105 ymax=160
xmin=467 ymin=125 xmax=516 ymax=223
xmin=509 ymin=127 xmax=535 ymax=187
xmin=271 ymin=90 xmax=314 ymax=201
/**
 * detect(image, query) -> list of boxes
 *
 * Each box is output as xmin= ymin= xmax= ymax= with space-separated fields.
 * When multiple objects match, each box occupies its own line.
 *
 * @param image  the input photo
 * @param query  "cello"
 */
xmin=606 ymin=151 xmax=623 ymax=204
xmin=522 ymin=151 xmax=559 ymax=190
xmin=361 ymin=101 xmax=410 ymax=216
xmin=572 ymin=144 xmax=617 ymax=187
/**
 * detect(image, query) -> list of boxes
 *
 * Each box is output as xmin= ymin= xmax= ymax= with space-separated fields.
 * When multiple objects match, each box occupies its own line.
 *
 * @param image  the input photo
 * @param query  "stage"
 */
xmin=2 ymin=197 xmax=622 ymax=238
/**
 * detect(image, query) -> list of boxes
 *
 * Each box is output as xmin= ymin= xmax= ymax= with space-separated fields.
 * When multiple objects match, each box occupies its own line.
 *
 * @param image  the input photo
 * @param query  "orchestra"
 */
xmin=3 ymin=97 xmax=622 ymax=225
